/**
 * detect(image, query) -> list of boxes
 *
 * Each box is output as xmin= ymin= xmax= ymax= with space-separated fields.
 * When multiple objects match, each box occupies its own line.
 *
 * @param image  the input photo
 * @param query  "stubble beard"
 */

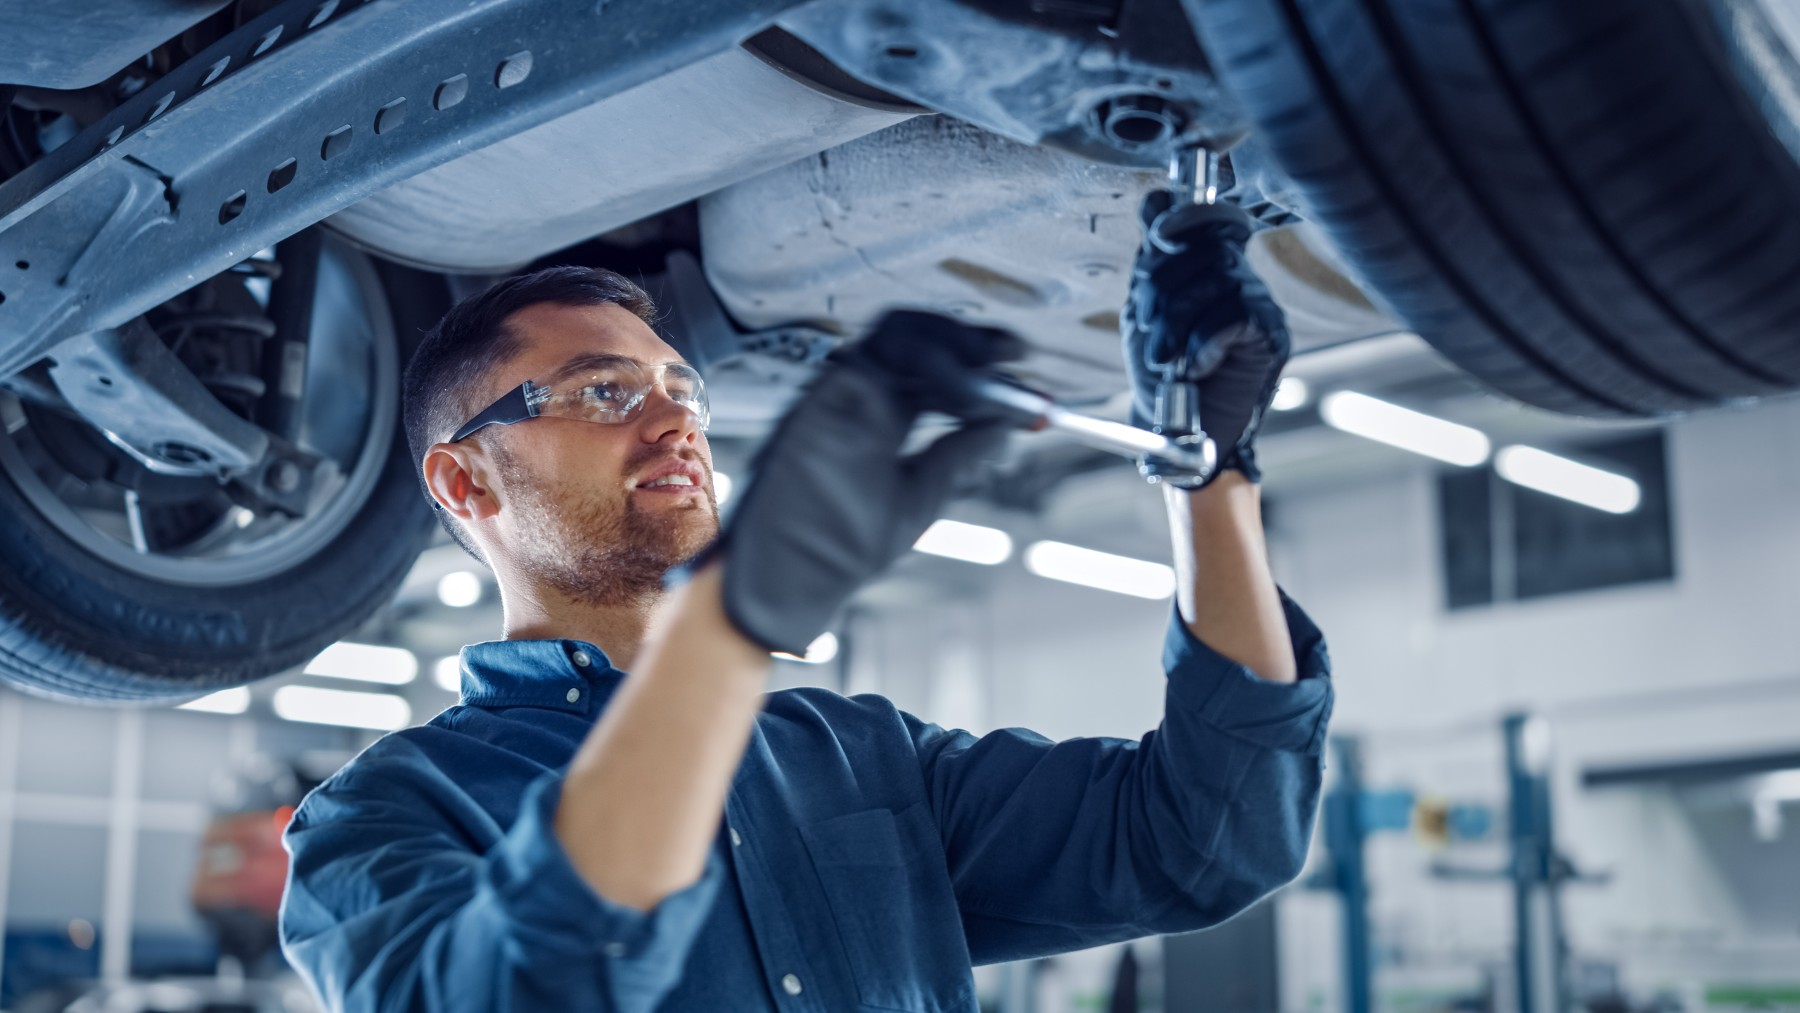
xmin=497 ymin=446 xmax=719 ymax=609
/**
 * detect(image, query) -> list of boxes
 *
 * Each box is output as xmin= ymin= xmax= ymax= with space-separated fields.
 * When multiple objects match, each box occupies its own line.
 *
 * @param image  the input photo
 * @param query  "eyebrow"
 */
xmin=541 ymin=352 xmax=693 ymax=387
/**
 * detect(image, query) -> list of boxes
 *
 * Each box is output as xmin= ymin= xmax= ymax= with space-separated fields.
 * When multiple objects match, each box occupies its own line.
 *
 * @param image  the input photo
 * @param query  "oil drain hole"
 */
xmin=1093 ymin=94 xmax=1181 ymax=148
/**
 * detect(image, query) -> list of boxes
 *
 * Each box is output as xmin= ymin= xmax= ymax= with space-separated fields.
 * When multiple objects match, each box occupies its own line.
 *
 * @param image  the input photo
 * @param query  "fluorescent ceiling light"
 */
xmin=714 ymin=471 xmax=733 ymax=505
xmin=273 ymin=685 xmax=411 ymax=731
xmin=433 ymin=655 xmax=462 ymax=693
xmin=1495 ymin=445 xmax=1640 ymax=514
xmin=177 ymin=686 xmax=250 ymax=715
xmin=773 ymin=631 xmax=840 ymax=665
xmin=914 ymin=519 xmax=1013 ymax=565
xmin=436 ymin=570 xmax=482 ymax=608
xmin=304 ymin=642 xmax=418 ymax=685
xmin=1024 ymin=541 xmax=1176 ymax=600
xmin=1320 ymin=391 xmax=1490 ymax=466
xmin=1270 ymin=377 xmax=1309 ymax=412
xmin=1755 ymin=768 xmax=1800 ymax=803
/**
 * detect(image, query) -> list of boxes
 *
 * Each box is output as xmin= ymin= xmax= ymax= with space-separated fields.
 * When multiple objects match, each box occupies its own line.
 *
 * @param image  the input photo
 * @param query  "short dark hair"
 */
xmin=401 ymin=265 xmax=658 ymax=562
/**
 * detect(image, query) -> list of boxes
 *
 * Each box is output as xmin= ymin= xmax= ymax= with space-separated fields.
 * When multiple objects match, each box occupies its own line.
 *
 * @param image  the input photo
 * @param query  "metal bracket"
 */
xmin=0 ymin=0 xmax=813 ymax=381
xmin=48 ymin=319 xmax=270 ymax=479
xmin=46 ymin=320 xmax=329 ymax=516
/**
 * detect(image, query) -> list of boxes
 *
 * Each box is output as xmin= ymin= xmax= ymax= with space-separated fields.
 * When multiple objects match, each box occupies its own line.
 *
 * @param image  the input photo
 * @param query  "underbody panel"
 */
xmin=698 ymin=117 xmax=1396 ymax=408
xmin=326 ymin=46 xmax=913 ymax=274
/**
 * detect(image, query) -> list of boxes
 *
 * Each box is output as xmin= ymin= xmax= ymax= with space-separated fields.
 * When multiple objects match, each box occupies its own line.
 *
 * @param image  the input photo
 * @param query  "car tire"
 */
xmin=0 ymin=247 xmax=448 ymax=702
xmin=1188 ymin=0 xmax=1800 ymax=416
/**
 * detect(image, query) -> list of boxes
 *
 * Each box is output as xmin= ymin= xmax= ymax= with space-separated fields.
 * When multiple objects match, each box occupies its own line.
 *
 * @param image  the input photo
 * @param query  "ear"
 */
xmin=423 ymin=443 xmax=500 ymax=522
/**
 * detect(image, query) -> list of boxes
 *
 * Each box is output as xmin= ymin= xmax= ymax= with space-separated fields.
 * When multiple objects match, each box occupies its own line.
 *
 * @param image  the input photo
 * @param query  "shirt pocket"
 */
xmin=800 ymin=803 xmax=976 ymax=1013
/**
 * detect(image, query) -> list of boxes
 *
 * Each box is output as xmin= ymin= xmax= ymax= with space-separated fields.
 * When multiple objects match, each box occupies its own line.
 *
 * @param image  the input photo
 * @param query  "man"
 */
xmin=279 ymin=192 xmax=1333 ymax=1011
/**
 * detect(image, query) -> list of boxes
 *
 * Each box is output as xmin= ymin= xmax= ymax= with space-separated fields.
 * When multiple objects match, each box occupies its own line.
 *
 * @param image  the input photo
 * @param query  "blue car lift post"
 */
xmin=1320 ymin=716 xmax=1591 ymax=1013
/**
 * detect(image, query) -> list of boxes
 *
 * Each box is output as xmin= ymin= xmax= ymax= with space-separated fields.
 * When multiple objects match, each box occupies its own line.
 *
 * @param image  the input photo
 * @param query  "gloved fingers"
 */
xmin=847 ymin=310 xmax=1028 ymax=415
xmin=860 ymin=309 xmax=1028 ymax=373
xmin=1147 ymin=200 xmax=1254 ymax=256
xmin=780 ymin=358 xmax=921 ymax=468
xmin=890 ymin=420 xmax=1011 ymax=552
xmin=1138 ymin=188 xmax=1176 ymax=232
xmin=1141 ymin=298 xmax=1255 ymax=376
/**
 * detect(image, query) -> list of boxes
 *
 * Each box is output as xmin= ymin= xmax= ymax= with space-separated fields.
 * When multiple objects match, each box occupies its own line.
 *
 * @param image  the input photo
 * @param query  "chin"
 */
xmin=635 ymin=498 xmax=719 ymax=554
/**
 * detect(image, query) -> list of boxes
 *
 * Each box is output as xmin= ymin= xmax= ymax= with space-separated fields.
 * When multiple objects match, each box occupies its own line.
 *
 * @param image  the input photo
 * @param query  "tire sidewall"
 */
xmin=0 ymin=257 xmax=449 ymax=701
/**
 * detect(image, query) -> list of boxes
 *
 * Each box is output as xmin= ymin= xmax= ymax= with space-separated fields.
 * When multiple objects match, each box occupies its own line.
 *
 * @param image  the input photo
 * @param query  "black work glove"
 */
xmin=1122 ymin=189 xmax=1292 ymax=484
xmin=704 ymin=310 xmax=1025 ymax=657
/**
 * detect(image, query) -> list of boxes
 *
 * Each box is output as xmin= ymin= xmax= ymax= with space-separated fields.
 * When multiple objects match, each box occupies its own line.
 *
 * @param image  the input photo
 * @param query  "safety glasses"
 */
xmin=450 ymin=355 xmax=710 ymax=443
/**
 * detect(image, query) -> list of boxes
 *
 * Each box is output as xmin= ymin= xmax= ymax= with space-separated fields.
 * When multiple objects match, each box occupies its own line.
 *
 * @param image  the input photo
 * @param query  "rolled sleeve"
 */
xmin=281 ymin=762 xmax=723 ymax=1012
xmin=488 ymin=772 xmax=724 ymax=978
xmin=1161 ymin=589 xmax=1334 ymax=755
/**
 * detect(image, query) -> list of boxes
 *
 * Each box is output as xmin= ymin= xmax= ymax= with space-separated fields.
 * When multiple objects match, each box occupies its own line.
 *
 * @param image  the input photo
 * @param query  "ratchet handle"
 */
xmin=964 ymin=376 xmax=1219 ymax=478
xmin=932 ymin=372 xmax=1052 ymax=430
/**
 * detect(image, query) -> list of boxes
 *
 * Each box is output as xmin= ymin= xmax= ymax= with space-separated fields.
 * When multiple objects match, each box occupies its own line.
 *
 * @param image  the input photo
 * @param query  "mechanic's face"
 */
xmin=475 ymin=302 xmax=718 ymax=606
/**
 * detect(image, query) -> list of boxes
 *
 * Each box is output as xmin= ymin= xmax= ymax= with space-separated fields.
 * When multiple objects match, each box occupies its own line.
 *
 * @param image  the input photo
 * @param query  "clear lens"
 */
xmin=540 ymin=361 xmax=709 ymax=431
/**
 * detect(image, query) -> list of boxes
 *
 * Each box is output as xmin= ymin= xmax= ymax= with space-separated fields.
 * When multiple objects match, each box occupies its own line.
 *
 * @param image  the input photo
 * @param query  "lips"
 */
xmin=631 ymin=458 xmax=707 ymax=493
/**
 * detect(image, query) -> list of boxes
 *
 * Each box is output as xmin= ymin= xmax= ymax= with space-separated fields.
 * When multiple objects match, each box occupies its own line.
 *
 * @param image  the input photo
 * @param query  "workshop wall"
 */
xmin=0 ymin=691 xmax=361 ymax=1006
xmin=831 ymin=393 xmax=1800 ymax=1011
xmin=4 ymin=396 xmax=1794 ymax=1011
xmin=1266 ymin=393 xmax=1800 ymax=1009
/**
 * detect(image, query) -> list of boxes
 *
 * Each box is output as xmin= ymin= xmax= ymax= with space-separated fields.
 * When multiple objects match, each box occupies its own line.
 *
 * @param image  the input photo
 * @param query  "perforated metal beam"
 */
xmin=0 ymin=0 xmax=809 ymax=380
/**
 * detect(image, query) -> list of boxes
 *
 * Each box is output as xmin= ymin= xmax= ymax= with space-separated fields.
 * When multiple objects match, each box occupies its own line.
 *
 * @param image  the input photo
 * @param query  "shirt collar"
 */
xmin=457 ymin=638 xmax=618 ymax=712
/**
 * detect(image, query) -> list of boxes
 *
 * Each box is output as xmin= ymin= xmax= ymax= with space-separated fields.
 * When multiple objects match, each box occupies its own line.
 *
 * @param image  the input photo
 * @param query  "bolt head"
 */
xmin=267 ymin=459 xmax=301 ymax=493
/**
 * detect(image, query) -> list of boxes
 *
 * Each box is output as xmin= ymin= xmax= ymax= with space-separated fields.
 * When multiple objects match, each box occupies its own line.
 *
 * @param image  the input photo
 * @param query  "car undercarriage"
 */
xmin=2 ymin=0 xmax=1798 ymax=699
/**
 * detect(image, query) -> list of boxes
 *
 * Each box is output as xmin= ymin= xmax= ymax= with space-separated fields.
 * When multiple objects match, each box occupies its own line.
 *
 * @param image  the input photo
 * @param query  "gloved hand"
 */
xmin=1122 ymin=189 xmax=1292 ymax=484
xmin=703 ymin=310 xmax=1025 ymax=656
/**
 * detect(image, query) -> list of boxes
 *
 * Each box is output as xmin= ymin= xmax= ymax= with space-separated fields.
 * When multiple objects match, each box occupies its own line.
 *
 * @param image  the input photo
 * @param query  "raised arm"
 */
xmin=554 ymin=561 xmax=772 ymax=911
xmin=1122 ymin=187 xmax=1298 ymax=683
xmin=908 ymin=186 xmax=1327 ymax=962
xmin=1165 ymin=473 xmax=1295 ymax=683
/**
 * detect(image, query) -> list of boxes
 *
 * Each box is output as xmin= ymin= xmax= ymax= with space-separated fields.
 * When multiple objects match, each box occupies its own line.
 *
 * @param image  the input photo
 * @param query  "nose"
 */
xmin=638 ymin=388 xmax=703 ymax=447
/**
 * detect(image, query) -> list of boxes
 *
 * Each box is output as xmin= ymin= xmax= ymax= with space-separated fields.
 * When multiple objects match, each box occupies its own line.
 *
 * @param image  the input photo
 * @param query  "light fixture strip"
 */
xmin=1023 ymin=541 xmax=1176 ymax=600
xmin=176 ymin=687 xmax=251 ymax=715
xmin=1495 ymin=445 xmax=1641 ymax=514
xmin=914 ymin=519 xmax=1013 ymax=565
xmin=303 ymin=641 xmax=419 ymax=685
xmin=1320 ymin=391 xmax=1491 ymax=466
xmin=273 ymin=685 xmax=412 ymax=731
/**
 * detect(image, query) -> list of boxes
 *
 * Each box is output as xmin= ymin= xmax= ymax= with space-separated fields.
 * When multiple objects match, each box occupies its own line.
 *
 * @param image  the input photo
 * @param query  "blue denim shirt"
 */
xmin=279 ymin=598 xmax=1332 ymax=1012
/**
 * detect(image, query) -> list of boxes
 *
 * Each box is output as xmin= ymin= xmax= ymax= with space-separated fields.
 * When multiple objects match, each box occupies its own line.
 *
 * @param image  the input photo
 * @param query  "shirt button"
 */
xmin=604 ymin=942 xmax=626 ymax=958
xmin=781 ymin=974 xmax=803 ymax=996
xmin=566 ymin=687 xmax=581 ymax=704
xmin=571 ymin=650 xmax=592 ymax=668
xmin=730 ymin=827 xmax=742 ymax=847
